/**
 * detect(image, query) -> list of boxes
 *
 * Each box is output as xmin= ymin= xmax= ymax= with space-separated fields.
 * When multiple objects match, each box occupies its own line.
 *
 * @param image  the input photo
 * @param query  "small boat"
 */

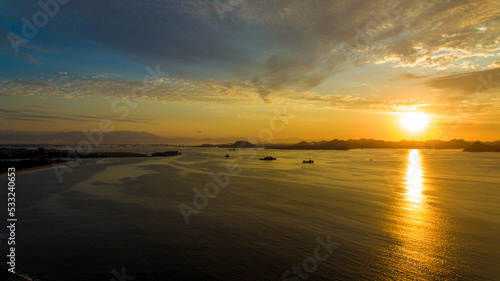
xmin=228 ymin=148 xmax=236 ymax=151
xmin=224 ymin=154 xmax=230 ymax=158
xmin=259 ymin=156 xmax=277 ymax=161
xmin=303 ymin=159 xmax=314 ymax=164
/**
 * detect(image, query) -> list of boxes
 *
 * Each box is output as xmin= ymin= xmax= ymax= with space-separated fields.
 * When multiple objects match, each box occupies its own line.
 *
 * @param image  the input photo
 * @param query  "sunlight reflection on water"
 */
xmin=405 ymin=149 xmax=424 ymax=206
xmin=387 ymin=149 xmax=454 ymax=279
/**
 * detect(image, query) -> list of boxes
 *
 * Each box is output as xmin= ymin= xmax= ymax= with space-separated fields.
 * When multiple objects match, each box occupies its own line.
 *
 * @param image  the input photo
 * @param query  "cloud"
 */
xmin=0 ymin=106 xmax=156 ymax=125
xmin=17 ymin=52 xmax=41 ymax=64
xmin=426 ymin=68 xmax=500 ymax=95
xmin=2 ymin=0 xmax=498 ymax=101
xmin=390 ymin=73 xmax=428 ymax=80
xmin=272 ymin=90 xmax=430 ymax=113
xmin=270 ymin=87 xmax=500 ymax=117
xmin=489 ymin=61 xmax=500 ymax=68
xmin=0 ymin=76 xmax=264 ymax=105
xmin=3 ymin=70 xmax=498 ymax=117
xmin=15 ymin=80 xmax=52 ymax=87
xmin=242 ymin=0 xmax=500 ymax=82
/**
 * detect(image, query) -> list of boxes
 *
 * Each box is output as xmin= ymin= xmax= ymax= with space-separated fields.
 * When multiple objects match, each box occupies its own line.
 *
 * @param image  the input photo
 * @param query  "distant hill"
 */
xmin=267 ymin=139 xmax=349 ymax=150
xmin=0 ymin=130 xmax=169 ymax=144
xmin=0 ymin=130 xmax=299 ymax=145
xmin=189 ymin=139 xmax=491 ymax=151
xmin=265 ymin=139 xmax=473 ymax=150
xmin=463 ymin=141 xmax=500 ymax=152
xmin=343 ymin=139 xmax=472 ymax=149
xmin=196 ymin=143 xmax=218 ymax=147
xmin=218 ymin=141 xmax=260 ymax=148
xmin=1 ymin=130 xmax=495 ymax=149
xmin=0 ymin=131 xmax=242 ymax=145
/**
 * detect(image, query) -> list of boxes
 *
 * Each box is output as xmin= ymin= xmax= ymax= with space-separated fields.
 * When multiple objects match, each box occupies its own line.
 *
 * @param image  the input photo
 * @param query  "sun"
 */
xmin=400 ymin=112 xmax=430 ymax=133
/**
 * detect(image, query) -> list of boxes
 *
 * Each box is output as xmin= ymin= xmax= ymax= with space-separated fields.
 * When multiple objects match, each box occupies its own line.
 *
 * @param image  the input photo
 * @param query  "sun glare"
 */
xmin=400 ymin=112 xmax=430 ymax=133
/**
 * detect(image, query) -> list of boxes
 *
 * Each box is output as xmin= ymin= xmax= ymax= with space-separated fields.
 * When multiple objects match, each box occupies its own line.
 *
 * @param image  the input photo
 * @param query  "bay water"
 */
xmin=1 ymin=148 xmax=499 ymax=280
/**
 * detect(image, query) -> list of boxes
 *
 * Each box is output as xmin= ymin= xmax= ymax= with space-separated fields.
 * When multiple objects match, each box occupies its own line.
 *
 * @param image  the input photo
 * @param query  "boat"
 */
xmin=303 ymin=159 xmax=314 ymax=164
xmin=224 ymin=154 xmax=230 ymax=158
xmin=259 ymin=156 xmax=277 ymax=161
xmin=228 ymin=148 xmax=236 ymax=151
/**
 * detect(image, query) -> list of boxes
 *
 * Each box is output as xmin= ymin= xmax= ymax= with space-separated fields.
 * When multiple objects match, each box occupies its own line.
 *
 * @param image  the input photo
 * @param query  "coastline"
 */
xmin=0 ymin=161 xmax=69 ymax=178
xmin=0 ymin=150 xmax=183 ymax=178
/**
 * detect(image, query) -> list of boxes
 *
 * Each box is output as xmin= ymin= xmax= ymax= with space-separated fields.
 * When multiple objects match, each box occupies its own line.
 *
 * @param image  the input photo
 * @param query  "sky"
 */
xmin=0 ymin=0 xmax=499 ymax=142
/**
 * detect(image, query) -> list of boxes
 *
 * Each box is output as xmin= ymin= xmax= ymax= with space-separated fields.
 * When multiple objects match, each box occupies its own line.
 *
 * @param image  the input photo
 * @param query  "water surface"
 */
xmin=1 ymin=148 xmax=499 ymax=280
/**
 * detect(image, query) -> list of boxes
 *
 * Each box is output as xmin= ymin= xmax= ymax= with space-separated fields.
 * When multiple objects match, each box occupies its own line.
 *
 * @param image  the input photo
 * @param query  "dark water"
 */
xmin=1 ymin=148 xmax=499 ymax=280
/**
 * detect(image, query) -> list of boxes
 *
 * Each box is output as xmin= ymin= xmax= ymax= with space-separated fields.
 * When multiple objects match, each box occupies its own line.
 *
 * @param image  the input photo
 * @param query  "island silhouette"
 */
xmin=2 ymin=138 xmax=499 ymax=174
xmin=463 ymin=141 xmax=500 ymax=152
xmin=212 ymin=139 xmax=498 ymax=151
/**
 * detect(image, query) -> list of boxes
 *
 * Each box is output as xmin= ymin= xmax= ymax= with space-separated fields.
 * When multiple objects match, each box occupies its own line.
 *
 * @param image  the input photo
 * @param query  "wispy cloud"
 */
xmin=17 ymin=51 xmax=41 ymax=64
xmin=2 ymin=68 xmax=498 ymax=117
xmin=426 ymin=67 xmax=500 ymax=95
xmin=15 ymin=80 xmax=52 ymax=87
xmin=0 ymin=76 xmax=262 ymax=105
xmin=2 ymin=0 xmax=498 ymax=101
xmin=0 ymin=106 xmax=156 ymax=125
xmin=489 ymin=61 xmax=500 ymax=68
xmin=390 ymin=73 xmax=429 ymax=81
